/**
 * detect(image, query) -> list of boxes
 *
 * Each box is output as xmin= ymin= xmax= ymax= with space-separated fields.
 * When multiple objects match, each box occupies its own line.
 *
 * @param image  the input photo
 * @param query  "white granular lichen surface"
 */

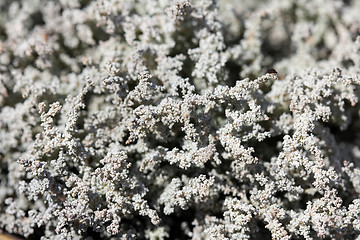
xmin=0 ymin=0 xmax=360 ymax=239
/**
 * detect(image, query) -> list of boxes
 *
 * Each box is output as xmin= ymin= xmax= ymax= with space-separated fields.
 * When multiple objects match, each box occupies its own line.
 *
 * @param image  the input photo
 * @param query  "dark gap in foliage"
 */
xmin=224 ymin=60 xmax=241 ymax=87
xmin=87 ymin=21 xmax=110 ymax=43
xmin=85 ymin=227 xmax=102 ymax=239
xmin=274 ymin=190 xmax=286 ymax=200
xmin=338 ymin=183 xmax=356 ymax=208
xmin=168 ymin=18 xmax=198 ymax=88
xmin=79 ymin=0 xmax=92 ymax=9
xmin=76 ymin=88 xmax=97 ymax=134
xmin=49 ymin=56 xmax=74 ymax=77
xmin=323 ymin=111 xmax=359 ymax=143
xmin=261 ymin=33 xmax=291 ymax=66
xmin=57 ymin=35 xmax=84 ymax=61
xmin=1 ymin=86 xmax=23 ymax=107
xmin=69 ymin=165 xmax=79 ymax=175
xmin=178 ymin=56 xmax=195 ymax=90
xmin=27 ymin=225 xmax=45 ymax=240
xmin=42 ymin=148 xmax=60 ymax=162
xmin=251 ymin=220 xmax=272 ymax=240
xmin=121 ymin=130 xmax=131 ymax=145
xmin=0 ymin=154 xmax=7 ymax=174
xmin=298 ymin=191 xmax=323 ymax=211
xmin=167 ymin=208 xmax=195 ymax=240
xmin=315 ymin=38 xmax=332 ymax=61
xmin=145 ymin=124 xmax=185 ymax=150
xmin=249 ymin=134 xmax=284 ymax=163
xmin=29 ymin=11 xmax=44 ymax=29
xmin=341 ymin=59 xmax=355 ymax=69
xmin=0 ymin=24 xmax=7 ymax=40
xmin=342 ymin=0 xmax=353 ymax=5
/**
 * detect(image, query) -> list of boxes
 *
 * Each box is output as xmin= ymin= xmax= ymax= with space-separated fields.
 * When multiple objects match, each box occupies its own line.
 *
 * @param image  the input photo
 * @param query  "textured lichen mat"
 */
xmin=1 ymin=0 xmax=360 ymax=239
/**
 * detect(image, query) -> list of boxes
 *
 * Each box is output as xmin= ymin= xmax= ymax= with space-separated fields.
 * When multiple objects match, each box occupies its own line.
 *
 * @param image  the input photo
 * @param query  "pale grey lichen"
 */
xmin=1 ymin=0 xmax=360 ymax=239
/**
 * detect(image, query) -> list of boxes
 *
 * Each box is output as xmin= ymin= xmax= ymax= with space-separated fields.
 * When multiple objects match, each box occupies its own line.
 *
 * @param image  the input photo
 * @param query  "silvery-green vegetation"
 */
xmin=1 ymin=0 xmax=360 ymax=239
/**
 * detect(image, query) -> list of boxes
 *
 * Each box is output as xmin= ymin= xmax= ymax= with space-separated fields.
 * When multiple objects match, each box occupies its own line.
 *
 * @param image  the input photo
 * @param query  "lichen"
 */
xmin=1 ymin=0 xmax=360 ymax=239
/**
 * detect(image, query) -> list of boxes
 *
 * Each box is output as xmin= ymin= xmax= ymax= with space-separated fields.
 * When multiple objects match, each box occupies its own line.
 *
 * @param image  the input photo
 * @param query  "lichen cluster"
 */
xmin=1 ymin=0 xmax=360 ymax=239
